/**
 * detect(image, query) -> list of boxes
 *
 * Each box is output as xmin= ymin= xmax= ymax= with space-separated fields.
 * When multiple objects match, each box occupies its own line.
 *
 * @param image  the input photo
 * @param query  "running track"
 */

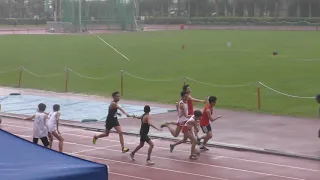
xmin=1 ymin=118 xmax=320 ymax=180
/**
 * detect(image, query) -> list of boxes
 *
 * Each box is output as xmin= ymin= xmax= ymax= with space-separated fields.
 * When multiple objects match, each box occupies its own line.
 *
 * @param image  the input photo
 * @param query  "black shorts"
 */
xmin=33 ymin=137 xmax=49 ymax=147
xmin=201 ymin=124 xmax=212 ymax=134
xmin=140 ymin=134 xmax=151 ymax=142
xmin=105 ymin=118 xmax=120 ymax=130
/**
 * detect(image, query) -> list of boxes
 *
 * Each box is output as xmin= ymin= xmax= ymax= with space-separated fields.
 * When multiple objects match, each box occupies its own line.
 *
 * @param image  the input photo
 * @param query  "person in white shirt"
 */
xmin=24 ymin=103 xmax=49 ymax=148
xmin=160 ymin=91 xmax=191 ymax=137
xmin=47 ymin=104 xmax=64 ymax=152
xmin=170 ymin=110 xmax=202 ymax=160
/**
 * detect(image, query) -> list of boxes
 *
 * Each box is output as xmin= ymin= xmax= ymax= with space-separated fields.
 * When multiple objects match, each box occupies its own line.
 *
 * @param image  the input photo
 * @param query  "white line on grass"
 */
xmin=88 ymin=31 xmax=131 ymax=62
xmin=295 ymin=58 xmax=320 ymax=61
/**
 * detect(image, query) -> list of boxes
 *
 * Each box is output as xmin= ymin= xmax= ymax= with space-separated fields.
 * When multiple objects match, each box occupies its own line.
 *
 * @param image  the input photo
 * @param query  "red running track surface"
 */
xmin=1 ymin=119 xmax=320 ymax=180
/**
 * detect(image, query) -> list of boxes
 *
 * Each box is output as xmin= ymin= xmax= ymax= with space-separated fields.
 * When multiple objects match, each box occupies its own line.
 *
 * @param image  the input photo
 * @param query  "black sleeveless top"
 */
xmin=106 ymin=102 xmax=118 ymax=121
xmin=139 ymin=114 xmax=150 ymax=135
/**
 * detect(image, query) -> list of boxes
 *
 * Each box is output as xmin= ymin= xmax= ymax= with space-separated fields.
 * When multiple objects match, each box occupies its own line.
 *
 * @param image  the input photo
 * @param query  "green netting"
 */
xmin=60 ymin=0 xmax=137 ymax=32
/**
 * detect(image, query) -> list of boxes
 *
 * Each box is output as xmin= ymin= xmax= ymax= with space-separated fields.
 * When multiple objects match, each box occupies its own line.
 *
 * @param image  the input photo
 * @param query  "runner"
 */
xmin=92 ymin=91 xmax=133 ymax=153
xmin=182 ymin=84 xmax=207 ymax=139
xmin=47 ymin=104 xmax=64 ymax=152
xmin=24 ymin=103 xmax=50 ymax=148
xmin=169 ymin=110 xmax=202 ymax=160
xmin=160 ymin=90 xmax=191 ymax=137
xmin=197 ymin=96 xmax=222 ymax=151
xmin=130 ymin=105 xmax=162 ymax=165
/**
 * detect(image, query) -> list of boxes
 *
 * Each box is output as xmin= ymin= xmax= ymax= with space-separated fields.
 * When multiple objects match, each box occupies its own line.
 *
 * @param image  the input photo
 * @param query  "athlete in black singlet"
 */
xmin=130 ymin=105 xmax=161 ymax=165
xmin=93 ymin=91 xmax=133 ymax=153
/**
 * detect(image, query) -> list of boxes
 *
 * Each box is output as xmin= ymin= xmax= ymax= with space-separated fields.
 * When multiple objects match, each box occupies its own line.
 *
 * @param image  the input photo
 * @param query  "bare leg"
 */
xmin=170 ymin=132 xmax=187 ymax=153
xmin=199 ymin=131 xmax=212 ymax=151
xmin=114 ymin=126 xmax=129 ymax=153
xmin=95 ymin=130 xmax=110 ymax=139
xmin=114 ymin=126 xmax=124 ymax=149
xmin=201 ymin=131 xmax=213 ymax=146
xmin=172 ymin=135 xmax=187 ymax=147
xmin=48 ymin=133 xmax=53 ymax=149
xmin=93 ymin=129 xmax=110 ymax=144
xmin=51 ymin=131 xmax=64 ymax=152
xmin=167 ymin=125 xmax=181 ymax=137
xmin=146 ymin=140 xmax=155 ymax=165
xmin=187 ymin=131 xmax=197 ymax=155
xmin=130 ymin=142 xmax=144 ymax=161
xmin=194 ymin=122 xmax=200 ymax=138
xmin=146 ymin=140 xmax=154 ymax=161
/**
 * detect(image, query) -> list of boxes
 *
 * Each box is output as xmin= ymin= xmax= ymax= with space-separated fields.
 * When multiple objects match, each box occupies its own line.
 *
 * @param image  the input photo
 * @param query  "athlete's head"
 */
xmin=316 ymin=94 xmax=320 ymax=104
xmin=53 ymin=104 xmax=60 ymax=112
xmin=182 ymin=84 xmax=191 ymax=94
xmin=38 ymin=103 xmax=46 ymax=112
xmin=144 ymin=105 xmax=151 ymax=113
xmin=181 ymin=90 xmax=189 ymax=102
xmin=112 ymin=91 xmax=120 ymax=102
xmin=208 ymin=96 xmax=217 ymax=107
xmin=193 ymin=110 xmax=202 ymax=120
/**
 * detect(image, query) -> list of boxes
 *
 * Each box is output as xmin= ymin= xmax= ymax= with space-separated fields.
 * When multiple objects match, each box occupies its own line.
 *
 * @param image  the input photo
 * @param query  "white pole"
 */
xmin=79 ymin=0 xmax=82 ymax=31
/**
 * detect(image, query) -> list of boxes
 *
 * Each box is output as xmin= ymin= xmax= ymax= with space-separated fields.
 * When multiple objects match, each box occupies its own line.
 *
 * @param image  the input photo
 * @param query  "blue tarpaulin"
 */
xmin=0 ymin=129 xmax=108 ymax=180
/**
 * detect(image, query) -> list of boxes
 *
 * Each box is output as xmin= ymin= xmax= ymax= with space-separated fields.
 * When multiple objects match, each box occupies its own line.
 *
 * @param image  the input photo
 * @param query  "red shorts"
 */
xmin=176 ymin=121 xmax=186 ymax=127
xmin=182 ymin=126 xmax=192 ymax=133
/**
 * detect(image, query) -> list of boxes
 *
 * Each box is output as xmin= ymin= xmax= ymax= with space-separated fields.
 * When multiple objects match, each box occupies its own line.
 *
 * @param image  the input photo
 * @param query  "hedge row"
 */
xmin=0 ymin=18 xmax=47 ymax=25
xmin=143 ymin=17 xmax=320 ymax=26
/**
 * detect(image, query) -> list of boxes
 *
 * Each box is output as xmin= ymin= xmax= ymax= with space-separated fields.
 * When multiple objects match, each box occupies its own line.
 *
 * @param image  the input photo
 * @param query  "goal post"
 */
xmin=47 ymin=0 xmax=140 ymax=33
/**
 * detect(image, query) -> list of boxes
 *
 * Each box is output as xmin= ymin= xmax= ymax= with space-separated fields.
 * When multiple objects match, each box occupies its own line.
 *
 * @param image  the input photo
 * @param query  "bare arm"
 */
xmin=189 ymin=95 xmax=206 ymax=103
xmin=193 ymin=121 xmax=199 ymax=132
xmin=146 ymin=116 xmax=161 ymax=131
xmin=44 ymin=115 xmax=48 ymax=128
xmin=24 ymin=114 xmax=35 ymax=120
xmin=206 ymin=109 xmax=221 ymax=122
xmin=180 ymin=102 xmax=192 ymax=118
xmin=56 ymin=112 xmax=60 ymax=133
xmin=112 ymin=102 xmax=131 ymax=117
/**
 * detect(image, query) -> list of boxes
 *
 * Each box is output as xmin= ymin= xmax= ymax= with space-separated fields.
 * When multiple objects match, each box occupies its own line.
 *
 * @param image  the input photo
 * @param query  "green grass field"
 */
xmin=0 ymin=30 xmax=319 ymax=117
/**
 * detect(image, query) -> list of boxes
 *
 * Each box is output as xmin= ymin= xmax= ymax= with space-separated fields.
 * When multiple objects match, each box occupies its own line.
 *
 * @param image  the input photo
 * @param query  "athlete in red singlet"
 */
xmin=197 ymin=96 xmax=222 ymax=151
xmin=182 ymin=85 xmax=206 ymax=139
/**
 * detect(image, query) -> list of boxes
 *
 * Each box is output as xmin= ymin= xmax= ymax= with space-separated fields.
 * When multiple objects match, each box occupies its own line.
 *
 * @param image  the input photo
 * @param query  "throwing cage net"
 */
xmin=46 ymin=0 xmax=140 ymax=33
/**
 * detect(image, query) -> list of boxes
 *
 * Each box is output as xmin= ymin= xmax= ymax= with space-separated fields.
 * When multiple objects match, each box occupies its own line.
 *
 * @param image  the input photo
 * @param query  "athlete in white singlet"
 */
xmin=161 ymin=90 xmax=191 ymax=137
xmin=176 ymin=99 xmax=189 ymax=126
xmin=47 ymin=104 xmax=64 ymax=152
xmin=170 ymin=110 xmax=202 ymax=159
xmin=24 ymin=103 xmax=50 ymax=148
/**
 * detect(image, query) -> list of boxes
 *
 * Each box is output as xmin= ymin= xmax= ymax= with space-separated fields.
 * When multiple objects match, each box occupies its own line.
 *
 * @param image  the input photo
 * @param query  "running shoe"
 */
xmin=130 ymin=153 xmax=135 ymax=161
xmin=200 ymin=146 xmax=209 ymax=151
xmin=189 ymin=154 xmax=197 ymax=160
xmin=92 ymin=136 xmax=97 ymax=145
xmin=170 ymin=144 xmax=175 ymax=153
xmin=146 ymin=160 xmax=155 ymax=165
xmin=122 ymin=147 xmax=129 ymax=153
xmin=160 ymin=123 xmax=167 ymax=128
